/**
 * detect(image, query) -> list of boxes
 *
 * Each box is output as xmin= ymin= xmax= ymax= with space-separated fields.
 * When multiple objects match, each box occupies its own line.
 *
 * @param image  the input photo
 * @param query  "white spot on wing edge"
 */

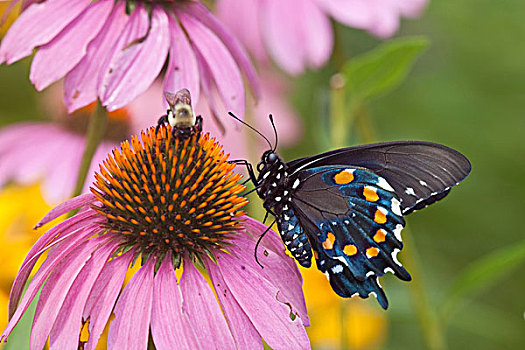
xmin=366 ymin=271 xmax=375 ymax=277
xmin=377 ymin=177 xmax=394 ymax=192
xmin=391 ymin=197 xmax=402 ymax=216
xmin=419 ymin=180 xmax=428 ymax=187
xmin=392 ymin=249 xmax=402 ymax=266
xmin=405 ymin=187 xmax=416 ymax=196
xmin=331 ymin=265 xmax=344 ymax=274
xmin=292 ymin=178 xmax=300 ymax=189
xmin=334 ymin=256 xmax=349 ymax=267
xmin=393 ymin=224 xmax=404 ymax=241
xmin=384 ymin=267 xmax=395 ymax=274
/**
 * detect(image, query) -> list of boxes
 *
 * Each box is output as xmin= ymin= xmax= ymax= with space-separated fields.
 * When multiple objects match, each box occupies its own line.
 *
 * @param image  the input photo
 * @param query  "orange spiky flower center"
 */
xmin=91 ymin=125 xmax=248 ymax=262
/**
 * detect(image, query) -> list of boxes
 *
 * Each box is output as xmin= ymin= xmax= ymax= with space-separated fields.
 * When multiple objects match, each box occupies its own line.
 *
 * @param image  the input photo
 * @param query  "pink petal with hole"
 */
xmin=178 ymin=11 xmax=244 ymax=119
xmin=0 ymin=0 xmax=92 ymax=64
xmin=29 ymin=0 xmax=113 ymax=91
xmin=235 ymin=217 xmax=309 ymax=326
xmin=48 ymin=237 xmax=119 ymax=349
xmin=183 ymin=2 xmax=260 ymax=99
xmin=216 ymin=250 xmax=310 ymax=349
xmin=64 ymin=2 xmax=129 ymax=112
xmin=97 ymin=4 xmax=149 ymax=105
xmin=163 ymin=14 xmax=200 ymax=108
xmin=151 ymin=253 xmax=201 ymax=350
xmin=34 ymin=192 xmax=95 ymax=228
xmin=8 ymin=209 xmax=99 ymax=317
xmin=180 ymin=259 xmax=236 ymax=348
xmin=108 ymin=256 xmax=155 ymax=350
xmin=30 ymin=236 xmax=111 ymax=350
xmin=204 ymin=258 xmax=263 ymax=349
xmin=83 ymin=250 xmax=135 ymax=350
xmin=101 ymin=6 xmax=170 ymax=111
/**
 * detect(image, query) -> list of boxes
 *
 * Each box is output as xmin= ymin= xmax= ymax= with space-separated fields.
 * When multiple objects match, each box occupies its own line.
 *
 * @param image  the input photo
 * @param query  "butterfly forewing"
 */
xmin=287 ymin=141 xmax=471 ymax=214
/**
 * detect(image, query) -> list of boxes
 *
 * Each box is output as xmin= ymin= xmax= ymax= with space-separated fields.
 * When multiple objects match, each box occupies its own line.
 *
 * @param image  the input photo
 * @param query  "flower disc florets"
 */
xmin=91 ymin=125 xmax=247 ymax=262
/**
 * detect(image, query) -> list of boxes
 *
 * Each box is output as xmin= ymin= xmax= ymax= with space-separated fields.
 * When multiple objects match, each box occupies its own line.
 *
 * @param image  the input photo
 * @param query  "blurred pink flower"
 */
xmin=1 ymin=126 xmax=310 ymax=349
xmin=216 ymin=0 xmax=428 ymax=75
xmin=0 ymin=0 xmax=258 ymax=117
xmin=0 ymin=83 xmax=162 ymax=205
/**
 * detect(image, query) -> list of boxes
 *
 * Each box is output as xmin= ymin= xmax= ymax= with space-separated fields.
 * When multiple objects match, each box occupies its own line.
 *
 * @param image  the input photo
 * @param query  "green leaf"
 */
xmin=440 ymin=238 xmax=525 ymax=321
xmin=4 ymin=289 xmax=40 ymax=350
xmin=341 ymin=37 xmax=429 ymax=102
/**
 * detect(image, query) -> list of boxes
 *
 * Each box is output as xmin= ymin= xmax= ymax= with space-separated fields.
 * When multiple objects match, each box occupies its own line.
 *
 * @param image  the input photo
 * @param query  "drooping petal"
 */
xmin=216 ymin=250 xmax=311 ymax=349
xmin=101 ymin=6 xmax=170 ymax=111
xmin=299 ymin=0 xmax=333 ymax=69
xmin=163 ymin=13 xmax=200 ymax=108
xmin=151 ymin=253 xmax=201 ymax=350
xmin=108 ymin=256 xmax=155 ymax=350
xmin=34 ymin=192 xmax=95 ymax=228
xmin=1 ymin=225 xmax=100 ymax=340
xmin=64 ymin=2 xmax=129 ymax=112
xmin=29 ymin=0 xmax=113 ymax=91
xmin=204 ymin=258 xmax=263 ymax=349
xmin=183 ymin=2 xmax=260 ymax=99
xmin=29 ymin=236 xmax=111 ymax=350
xmin=178 ymin=11 xmax=244 ymax=119
xmin=0 ymin=0 xmax=92 ymax=64
xmin=8 ymin=209 xmax=99 ymax=318
xmin=234 ymin=217 xmax=309 ymax=325
xmin=97 ymin=4 xmax=149 ymax=105
xmin=83 ymin=250 xmax=135 ymax=350
xmin=48 ymin=237 xmax=120 ymax=349
xmin=179 ymin=259 xmax=236 ymax=349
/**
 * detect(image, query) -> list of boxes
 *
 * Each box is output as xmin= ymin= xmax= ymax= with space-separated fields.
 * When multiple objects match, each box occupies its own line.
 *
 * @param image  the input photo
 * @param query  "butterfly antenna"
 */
xmin=269 ymin=114 xmax=278 ymax=151
xmin=228 ymin=112 xmax=273 ymax=150
xmin=254 ymin=218 xmax=276 ymax=269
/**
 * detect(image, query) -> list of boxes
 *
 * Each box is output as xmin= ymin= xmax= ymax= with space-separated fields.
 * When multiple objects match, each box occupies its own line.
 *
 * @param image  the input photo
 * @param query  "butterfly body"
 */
xmin=254 ymin=141 xmax=471 ymax=309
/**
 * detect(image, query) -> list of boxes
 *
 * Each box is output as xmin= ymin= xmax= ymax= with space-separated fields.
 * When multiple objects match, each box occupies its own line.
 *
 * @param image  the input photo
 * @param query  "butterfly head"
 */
xmin=257 ymin=149 xmax=282 ymax=173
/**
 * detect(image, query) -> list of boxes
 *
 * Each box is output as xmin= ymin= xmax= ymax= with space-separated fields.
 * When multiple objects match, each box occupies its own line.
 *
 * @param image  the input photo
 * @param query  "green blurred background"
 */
xmin=0 ymin=0 xmax=523 ymax=349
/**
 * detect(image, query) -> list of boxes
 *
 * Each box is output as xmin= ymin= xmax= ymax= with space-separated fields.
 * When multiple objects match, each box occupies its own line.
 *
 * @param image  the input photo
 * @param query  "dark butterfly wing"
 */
xmin=284 ymin=166 xmax=411 ymax=309
xmin=287 ymin=141 xmax=471 ymax=214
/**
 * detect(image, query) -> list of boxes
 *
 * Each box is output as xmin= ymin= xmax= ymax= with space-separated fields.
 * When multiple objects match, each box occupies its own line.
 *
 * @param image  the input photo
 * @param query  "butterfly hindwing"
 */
xmin=288 ymin=166 xmax=411 ymax=309
xmin=287 ymin=141 xmax=471 ymax=214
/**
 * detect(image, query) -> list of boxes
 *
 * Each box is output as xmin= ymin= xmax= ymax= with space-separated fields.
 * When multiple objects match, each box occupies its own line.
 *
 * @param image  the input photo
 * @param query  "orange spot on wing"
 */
xmin=373 ymin=229 xmax=387 ymax=243
xmin=363 ymin=186 xmax=379 ymax=202
xmin=334 ymin=170 xmax=354 ymax=185
xmin=322 ymin=232 xmax=336 ymax=250
xmin=343 ymin=244 xmax=357 ymax=256
xmin=374 ymin=208 xmax=387 ymax=224
xmin=366 ymin=247 xmax=379 ymax=258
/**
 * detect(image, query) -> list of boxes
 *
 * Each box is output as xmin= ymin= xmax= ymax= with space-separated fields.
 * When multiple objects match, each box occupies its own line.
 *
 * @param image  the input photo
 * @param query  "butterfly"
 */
xmin=235 ymin=115 xmax=471 ymax=309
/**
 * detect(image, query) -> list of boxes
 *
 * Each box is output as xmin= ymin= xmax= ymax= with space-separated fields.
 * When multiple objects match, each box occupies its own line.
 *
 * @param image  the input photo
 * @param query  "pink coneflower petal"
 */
xmin=83 ymin=250 xmax=135 ymax=350
xmin=97 ymin=4 xmax=149 ymax=105
xmin=101 ymin=6 xmax=170 ymax=112
xmin=239 ymin=218 xmax=309 ymax=325
xmin=30 ymin=236 xmax=113 ymax=350
xmin=0 ymin=0 xmax=91 ymax=64
xmin=29 ymin=0 xmax=113 ymax=91
xmin=34 ymin=192 xmax=95 ymax=228
xmin=108 ymin=256 xmax=155 ymax=350
xmin=178 ymin=11 xmax=244 ymax=120
xmin=8 ymin=210 xmax=99 ymax=320
xmin=151 ymin=253 xmax=201 ymax=349
xmin=216 ymin=251 xmax=310 ymax=349
xmin=163 ymin=14 xmax=200 ymax=109
xmin=180 ymin=259 xmax=236 ymax=348
xmin=48 ymin=238 xmax=120 ymax=349
xmin=204 ymin=259 xmax=263 ymax=349
xmin=64 ymin=2 xmax=128 ymax=112
xmin=184 ymin=2 xmax=261 ymax=99
xmin=1 ymin=224 xmax=100 ymax=340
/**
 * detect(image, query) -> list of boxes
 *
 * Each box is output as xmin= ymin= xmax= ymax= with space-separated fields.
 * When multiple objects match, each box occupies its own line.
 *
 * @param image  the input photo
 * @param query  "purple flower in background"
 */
xmin=216 ymin=0 xmax=428 ymax=75
xmin=0 ymin=83 xmax=164 ymax=204
xmin=1 ymin=125 xmax=310 ymax=349
xmin=0 ymin=0 xmax=258 ymax=118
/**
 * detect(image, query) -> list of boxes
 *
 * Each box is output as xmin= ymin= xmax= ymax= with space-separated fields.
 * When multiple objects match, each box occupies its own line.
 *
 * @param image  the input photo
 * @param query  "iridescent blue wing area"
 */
xmin=287 ymin=166 xmax=412 ymax=309
xmin=287 ymin=141 xmax=471 ymax=215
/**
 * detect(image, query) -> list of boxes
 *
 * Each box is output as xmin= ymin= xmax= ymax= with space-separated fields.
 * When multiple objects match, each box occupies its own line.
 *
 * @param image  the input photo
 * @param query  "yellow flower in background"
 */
xmin=301 ymin=266 xmax=388 ymax=349
xmin=0 ymin=185 xmax=50 ymax=292
xmin=0 ymin=2 xmax=20 ymax=36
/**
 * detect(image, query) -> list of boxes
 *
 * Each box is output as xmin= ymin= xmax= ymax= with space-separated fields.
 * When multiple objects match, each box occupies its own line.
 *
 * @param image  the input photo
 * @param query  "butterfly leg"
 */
xmin=253 ymin=218 xmax=276 ymax=269
xmin=229 ymin=159 xmax=258 ymax=186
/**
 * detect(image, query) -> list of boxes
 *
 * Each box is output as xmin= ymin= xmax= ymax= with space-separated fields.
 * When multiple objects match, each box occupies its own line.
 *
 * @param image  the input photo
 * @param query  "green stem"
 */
xmin=329 ymin=74 xmax=349 ymax=149
xmin=403 ymin=228 xmax=447 ymax=350
xmin=72 ymin=103 xmax=108 ymax=197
